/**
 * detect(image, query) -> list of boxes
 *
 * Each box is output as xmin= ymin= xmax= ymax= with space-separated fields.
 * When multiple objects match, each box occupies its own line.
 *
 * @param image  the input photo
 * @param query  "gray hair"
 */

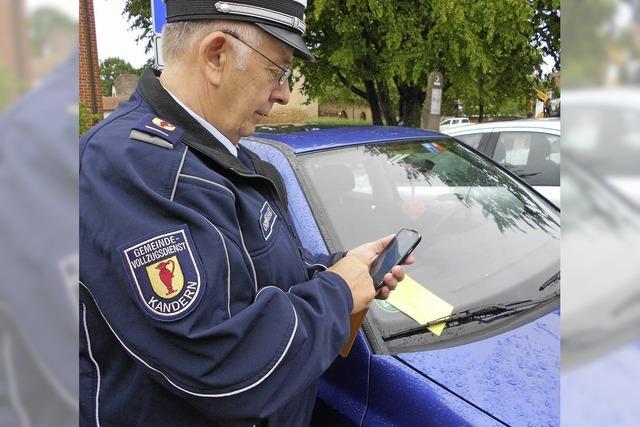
xmin=161 ymin=20 xmax=264 ymax=69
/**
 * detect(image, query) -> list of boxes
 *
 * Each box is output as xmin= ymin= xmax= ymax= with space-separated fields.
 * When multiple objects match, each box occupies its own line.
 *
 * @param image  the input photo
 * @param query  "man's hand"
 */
xmin=328 ymin=254 xmax=375 ymax=314
xmin=328 ymin=235 xmax=415 ymax=313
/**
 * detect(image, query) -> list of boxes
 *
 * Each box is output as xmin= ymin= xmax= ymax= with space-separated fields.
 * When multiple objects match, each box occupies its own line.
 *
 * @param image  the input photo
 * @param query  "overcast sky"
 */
xmin=93 ymin=0 xmax=150 ymax=68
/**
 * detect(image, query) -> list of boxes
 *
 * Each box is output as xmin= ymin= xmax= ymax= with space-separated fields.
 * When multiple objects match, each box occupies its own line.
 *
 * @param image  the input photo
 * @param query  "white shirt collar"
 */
xmin=162 ymin=84 xmax=238 ymax=157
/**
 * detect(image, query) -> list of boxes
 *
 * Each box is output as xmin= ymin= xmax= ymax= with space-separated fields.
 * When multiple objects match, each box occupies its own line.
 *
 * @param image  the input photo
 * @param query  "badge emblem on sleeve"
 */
xmin=121 ymin=226 xmax=204 ymax=321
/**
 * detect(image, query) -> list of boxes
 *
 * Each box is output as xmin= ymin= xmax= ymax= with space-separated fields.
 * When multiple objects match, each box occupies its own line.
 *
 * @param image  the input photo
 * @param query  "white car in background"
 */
xmin=443 ymin=119 xmax=561 ymax=208
xmin=439 ymin=117 xmax=471 ymax=131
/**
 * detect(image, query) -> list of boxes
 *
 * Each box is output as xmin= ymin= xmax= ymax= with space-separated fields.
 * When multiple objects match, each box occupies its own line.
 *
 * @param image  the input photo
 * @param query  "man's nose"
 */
xmin=271 ymin=81 xmax=291 ymax=105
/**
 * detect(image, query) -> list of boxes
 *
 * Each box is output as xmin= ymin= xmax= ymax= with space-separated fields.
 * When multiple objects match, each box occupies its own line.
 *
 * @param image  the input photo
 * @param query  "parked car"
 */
xmin=443 ymin=120 xmax=561 ymax=208
xmin=439 ymin=117 xmax=471 ymax=131
xmin=244 ymin=125 xmax=560 ymax=426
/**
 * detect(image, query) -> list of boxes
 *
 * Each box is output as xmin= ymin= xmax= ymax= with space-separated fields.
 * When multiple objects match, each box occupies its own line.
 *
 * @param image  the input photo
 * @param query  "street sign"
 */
xmin=421 ymin=71 xmax=444 ymax=130
xmin=151 ymin=0 xmax=167 ymax=35
xmin=429 ymin=88 xmax=442 ymax=115
xmin=151 ymin=0 xmax=167 ymax=67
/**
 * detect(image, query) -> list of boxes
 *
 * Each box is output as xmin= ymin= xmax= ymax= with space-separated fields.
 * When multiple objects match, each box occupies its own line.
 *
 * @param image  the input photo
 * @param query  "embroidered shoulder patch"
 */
xmin=120 ymin=226 xmax=204 ymax=321
xmin=259 ymin=201 xmax=278 ymax=240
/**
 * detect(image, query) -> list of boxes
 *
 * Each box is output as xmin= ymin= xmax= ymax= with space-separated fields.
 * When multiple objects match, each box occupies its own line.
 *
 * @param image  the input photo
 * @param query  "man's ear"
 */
xmin=198 ymin=31 xmax=229 ymax=87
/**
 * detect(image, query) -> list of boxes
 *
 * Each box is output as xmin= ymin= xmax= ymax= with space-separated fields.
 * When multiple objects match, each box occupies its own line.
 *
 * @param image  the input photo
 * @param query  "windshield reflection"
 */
xmin=361 ymin=141 xmax=560 ymax=236
xmin=300 ymin=139 xmax=560 ymax=312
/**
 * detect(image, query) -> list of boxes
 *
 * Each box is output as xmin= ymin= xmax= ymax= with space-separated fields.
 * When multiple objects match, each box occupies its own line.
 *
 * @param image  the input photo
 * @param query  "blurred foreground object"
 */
xmin=0 ymin=52 xmax=78 ymax=425
xmin=562 ymin=1 xmax=640 ymax=426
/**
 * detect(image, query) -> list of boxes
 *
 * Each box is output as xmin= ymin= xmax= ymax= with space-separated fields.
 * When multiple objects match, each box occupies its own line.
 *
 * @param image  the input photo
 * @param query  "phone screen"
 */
xmin=370 ymin=229 xmax=421 ymax=289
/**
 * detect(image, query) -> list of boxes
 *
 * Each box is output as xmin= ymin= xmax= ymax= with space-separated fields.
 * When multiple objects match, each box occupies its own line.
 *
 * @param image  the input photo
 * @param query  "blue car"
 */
xmin=242 ymin=126 xmax=560 ymax=426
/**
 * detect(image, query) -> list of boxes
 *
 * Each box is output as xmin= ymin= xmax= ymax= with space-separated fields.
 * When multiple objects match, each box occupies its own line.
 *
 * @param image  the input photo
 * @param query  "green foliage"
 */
xmin=427 ymin=0 xmax=541 ymax=121
xmin=100 ymin=57 xmax=142 ymax=96
xmin=122 ymin=0 xmax=559 ymax=124
xmin=301 ymin=0 xmax=554 ymax=125
xmin=539 ymin=73 xmax=560 ymax=98
xmin=123 ymin=0 xmax=154 ymax=53
xmin=79 ymin=102 xmax=101 ymax=135
xmin=530 ymin=0 xmax=561 ymax=70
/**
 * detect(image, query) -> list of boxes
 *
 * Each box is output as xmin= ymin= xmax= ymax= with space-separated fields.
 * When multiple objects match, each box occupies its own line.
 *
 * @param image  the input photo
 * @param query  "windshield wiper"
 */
xmin=383 ymin=290 xmax=560 ymax=342
xmin=539 ymin=272 xmax=560 ymax=291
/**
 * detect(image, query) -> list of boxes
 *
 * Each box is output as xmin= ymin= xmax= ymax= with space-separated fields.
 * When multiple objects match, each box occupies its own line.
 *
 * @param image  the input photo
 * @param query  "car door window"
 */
xmin=454 ymin=133 xmax=484 ymax=150
xmin=494 ymin=132 xmax=560 ymax=186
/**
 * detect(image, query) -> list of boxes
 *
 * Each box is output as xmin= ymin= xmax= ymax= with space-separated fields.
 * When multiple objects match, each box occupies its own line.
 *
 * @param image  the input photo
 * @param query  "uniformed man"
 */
xmin=80 ymin=1 xmax=412 ymax=425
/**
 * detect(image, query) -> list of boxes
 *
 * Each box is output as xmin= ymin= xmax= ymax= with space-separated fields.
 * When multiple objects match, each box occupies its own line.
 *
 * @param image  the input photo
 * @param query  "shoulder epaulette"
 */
xmin=129 ymin=114 xmax=184 ymax=150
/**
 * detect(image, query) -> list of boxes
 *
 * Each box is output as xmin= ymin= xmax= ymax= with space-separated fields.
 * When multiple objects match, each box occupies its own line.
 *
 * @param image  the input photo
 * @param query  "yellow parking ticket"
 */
xmin=386 ymin=274 xmax=454 ymax=336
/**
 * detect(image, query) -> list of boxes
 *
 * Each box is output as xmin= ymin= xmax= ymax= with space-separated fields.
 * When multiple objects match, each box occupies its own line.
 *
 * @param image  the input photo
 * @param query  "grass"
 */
xmin=256 ymin=116 xmax=373 ymax=133
xmin=299 ymin=116 xmax=371 ymax=127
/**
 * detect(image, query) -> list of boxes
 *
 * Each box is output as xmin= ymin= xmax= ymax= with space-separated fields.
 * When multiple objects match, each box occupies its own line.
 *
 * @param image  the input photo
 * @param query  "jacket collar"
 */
xmin=137 ymin=69 xmax=289 ymax=207
xmin=137 ymin=69 xmax=250 ymax=171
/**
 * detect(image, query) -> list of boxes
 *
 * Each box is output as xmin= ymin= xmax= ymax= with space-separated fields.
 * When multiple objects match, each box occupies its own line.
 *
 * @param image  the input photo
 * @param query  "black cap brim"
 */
xmin=255 ymin=23 xmax=316 ymax=62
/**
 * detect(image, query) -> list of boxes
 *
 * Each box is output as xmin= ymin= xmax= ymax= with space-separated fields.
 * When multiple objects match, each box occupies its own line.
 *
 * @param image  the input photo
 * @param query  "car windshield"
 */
xmin=298 ymin=138 xmax=560 ymax=348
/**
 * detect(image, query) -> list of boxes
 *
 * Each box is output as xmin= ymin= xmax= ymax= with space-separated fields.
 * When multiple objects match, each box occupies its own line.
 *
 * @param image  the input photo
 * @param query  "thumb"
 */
xmin=365 ymin=234 xmax=396 ymax=264
xmin=377 ymin=234 xmax=396 ymax=250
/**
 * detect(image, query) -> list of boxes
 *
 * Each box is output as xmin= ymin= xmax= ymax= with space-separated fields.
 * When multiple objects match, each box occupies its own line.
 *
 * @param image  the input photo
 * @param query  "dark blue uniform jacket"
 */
xmin=80 ymin=69 xmax=352 ymax=426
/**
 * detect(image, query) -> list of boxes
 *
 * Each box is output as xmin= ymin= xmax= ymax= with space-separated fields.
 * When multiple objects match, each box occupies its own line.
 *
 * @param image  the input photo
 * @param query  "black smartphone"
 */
xmin=370 ymin=229 xmax=422 ymax=289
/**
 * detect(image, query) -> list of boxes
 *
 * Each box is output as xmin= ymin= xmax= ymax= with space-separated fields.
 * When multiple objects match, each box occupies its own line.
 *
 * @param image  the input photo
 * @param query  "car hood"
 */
xmin=397 ymin=310 xmax=560 ymax=426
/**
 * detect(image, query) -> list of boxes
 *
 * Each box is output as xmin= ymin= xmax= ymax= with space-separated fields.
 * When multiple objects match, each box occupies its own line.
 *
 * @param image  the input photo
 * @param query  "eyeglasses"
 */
xmin=222 ymin=31 xmax=292 ymax=86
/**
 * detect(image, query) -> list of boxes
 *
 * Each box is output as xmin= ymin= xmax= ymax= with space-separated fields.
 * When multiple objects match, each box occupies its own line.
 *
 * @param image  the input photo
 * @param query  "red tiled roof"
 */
xmin=102 ymin=96 xmax=129 ymax=111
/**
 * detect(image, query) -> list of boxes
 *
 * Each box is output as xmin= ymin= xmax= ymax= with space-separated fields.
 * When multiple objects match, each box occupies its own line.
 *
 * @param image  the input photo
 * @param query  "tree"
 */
xmin=301 ymin=0 xmax=547 ymax=125
xmin=122 ymin=0 xmax=558 ymax=124
xmin=428 ymin=0 xmax=543 ymax=121
xmin=99 ymin=57 xmax=141 ymax=96
xmin=531 ymin=0 xmax=561 ymax=70
xmin=123 ymin=0 xmax=154 ymax=53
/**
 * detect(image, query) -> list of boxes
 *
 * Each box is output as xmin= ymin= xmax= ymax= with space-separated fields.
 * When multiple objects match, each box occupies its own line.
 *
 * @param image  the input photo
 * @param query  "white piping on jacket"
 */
xmin=79 ymin=282 xmax=298 ymax=397
xmin=82 ymin=303 xmax=101 ymax=427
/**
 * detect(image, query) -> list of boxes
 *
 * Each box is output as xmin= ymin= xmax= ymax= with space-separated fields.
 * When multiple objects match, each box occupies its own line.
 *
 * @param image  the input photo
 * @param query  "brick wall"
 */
xmin=260 ymin=71 xmax=318 ymax=124
xmin=79 ymin=0 xmax=103 ymax=118
xmin=319 ymin=103 xmax=372 ymax=122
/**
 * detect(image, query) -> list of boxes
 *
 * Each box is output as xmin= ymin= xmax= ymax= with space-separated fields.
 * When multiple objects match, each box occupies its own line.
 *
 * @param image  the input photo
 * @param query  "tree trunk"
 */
xmin=479 ymin=102 xmax=485 ymax=123
xmin=363 ymin=80 xmax=384 ymax=125
xmin=336 ymin=72 xmax=383 ymax=125
xmin=397 ymin=83 xmax=425 ymax=127
xmin=376 ymin=79 xmax=398 ymax=126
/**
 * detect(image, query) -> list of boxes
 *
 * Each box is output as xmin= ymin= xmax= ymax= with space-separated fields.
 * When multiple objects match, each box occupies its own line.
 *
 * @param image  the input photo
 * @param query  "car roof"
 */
xmin=443 ymin=119 xmax=560 ymax=135
xmin=250 ymin=125 xmax=445 ymax=154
